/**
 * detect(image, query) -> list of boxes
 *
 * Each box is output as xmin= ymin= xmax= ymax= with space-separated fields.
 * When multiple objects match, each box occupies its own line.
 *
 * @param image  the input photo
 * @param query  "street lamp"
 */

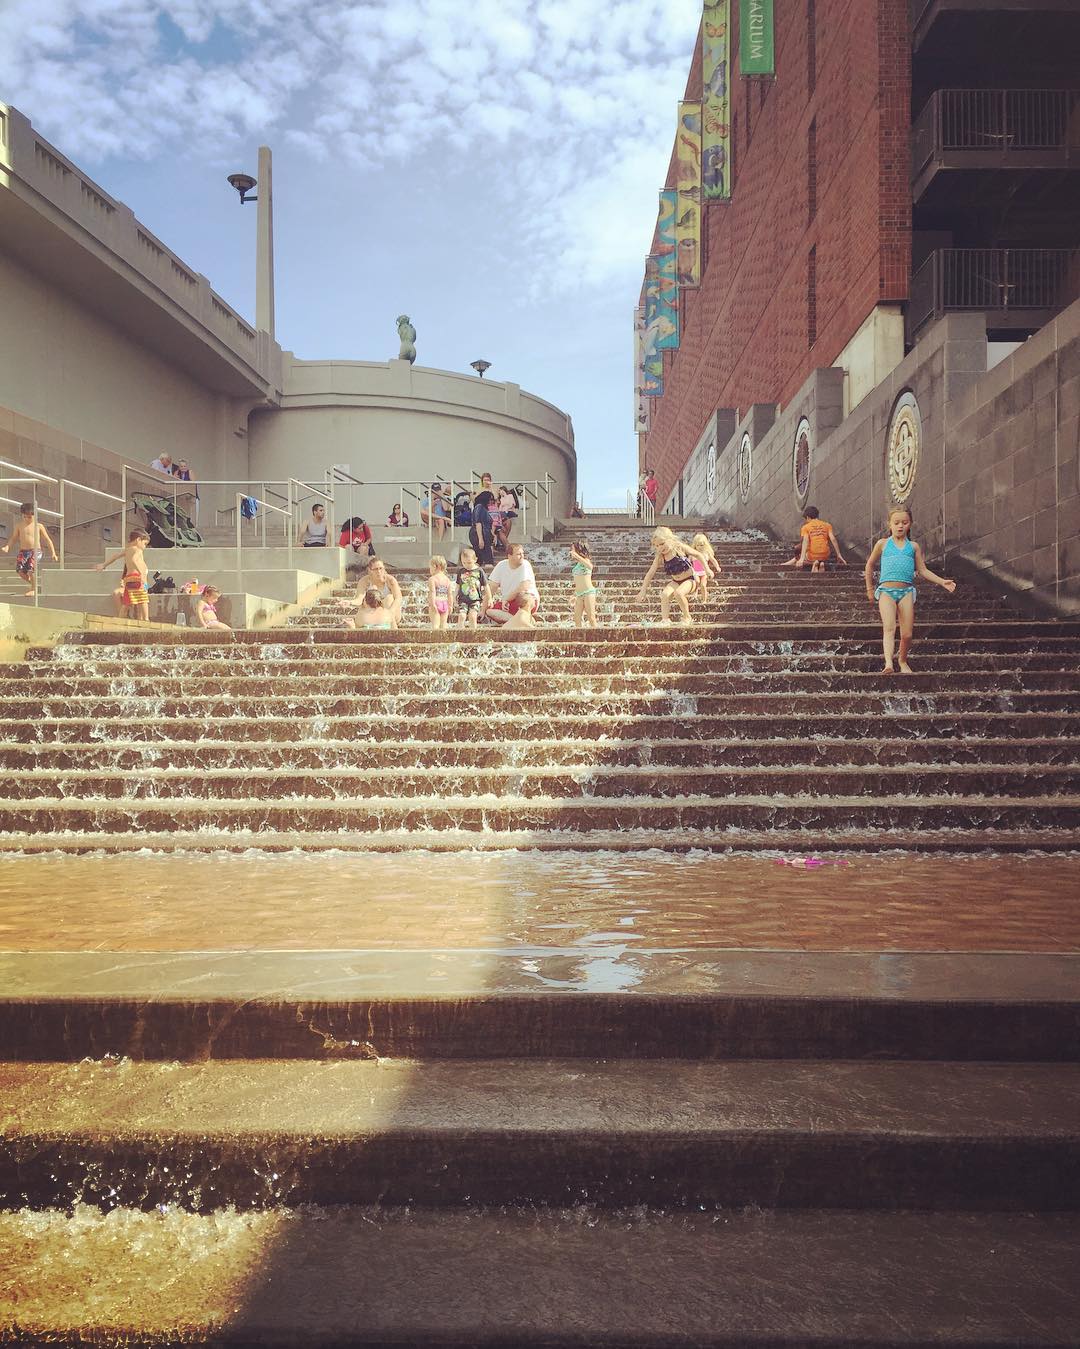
xmin=470 ymin=359 xmax=492 ymax=378
xmin=226 ymin=172 xmax=258 ymax=204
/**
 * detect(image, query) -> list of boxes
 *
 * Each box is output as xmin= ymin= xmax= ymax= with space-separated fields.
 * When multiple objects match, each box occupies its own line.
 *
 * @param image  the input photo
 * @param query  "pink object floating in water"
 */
xmin=774 ymin=856 xmax=850 ymax=868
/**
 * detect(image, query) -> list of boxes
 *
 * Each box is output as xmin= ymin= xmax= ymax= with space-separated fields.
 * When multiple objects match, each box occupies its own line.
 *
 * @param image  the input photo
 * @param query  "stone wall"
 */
xmin=684 ymin=298 xmax=1080 ymax=613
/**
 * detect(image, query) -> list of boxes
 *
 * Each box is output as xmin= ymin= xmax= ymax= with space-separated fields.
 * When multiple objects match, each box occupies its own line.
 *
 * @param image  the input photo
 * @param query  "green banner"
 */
xmin=739 ymin=0 xmax=774 ymax=76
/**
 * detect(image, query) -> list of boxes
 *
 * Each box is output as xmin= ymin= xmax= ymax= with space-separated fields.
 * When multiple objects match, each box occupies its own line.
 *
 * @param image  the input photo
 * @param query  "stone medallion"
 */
xmin=738 ymin=432 xmax=752 ymax=503
xmin=792 ymin=417 xmax=812 ymax=506
xmin=705 ymin=442 xmax=717 ymax=505
xmin=887 ymin=391 xmax=921 ymax=505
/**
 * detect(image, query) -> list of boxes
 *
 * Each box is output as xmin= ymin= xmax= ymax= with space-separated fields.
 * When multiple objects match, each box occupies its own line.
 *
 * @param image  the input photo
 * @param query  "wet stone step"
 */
xmin=2 ymin=1059 xmax=1078 ymax=1212
xmin=3 ymin=1204 xmax=1072 ymax=1348
xmin=19 ymin=651 xmax=1080 ymax=676
xmin=6 ymin=824 xmax=1080 ymax=855
xmin=6 ymin=796 xmax=1080 ymax=834
xmin=13 ymin=671 xmax=1075 ymax=697
xmin=9 ymin=712 xmax=1078 ymax=744
xmin=5 ymin=691 xmax=1077 ymax=720
xmin=2 ymin=737 xmax=1077 ymax=773
xmin=16 ymin=765 xmax=1080 ymax=802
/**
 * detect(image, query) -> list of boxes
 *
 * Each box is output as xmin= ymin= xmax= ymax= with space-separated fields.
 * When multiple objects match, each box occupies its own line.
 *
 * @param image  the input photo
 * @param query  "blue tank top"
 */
xmin=879 ymin=536 xmax=915 ymax=587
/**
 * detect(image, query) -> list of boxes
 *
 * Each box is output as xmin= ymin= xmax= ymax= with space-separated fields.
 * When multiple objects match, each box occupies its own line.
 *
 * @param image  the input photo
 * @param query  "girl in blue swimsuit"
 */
xmin=865 ymin=507 xmax=956 ymax=673
xmin=570 ymin=539 xmax=599 ymax=628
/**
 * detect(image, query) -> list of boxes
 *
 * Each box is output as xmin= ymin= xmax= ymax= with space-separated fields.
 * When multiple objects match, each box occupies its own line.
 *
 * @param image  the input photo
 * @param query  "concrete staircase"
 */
xmin=2 ymin=522 xmax=1079 ymax=1344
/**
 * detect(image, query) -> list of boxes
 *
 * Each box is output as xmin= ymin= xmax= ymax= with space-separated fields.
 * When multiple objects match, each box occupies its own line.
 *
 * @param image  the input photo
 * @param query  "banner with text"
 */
xmin=675 ymin=102 xmax=703 ymax=283
xmin=739 ymin=0 xmax=774 ymax=75
xmin=655 ymin=189 xmax=680 ymax=348
xmin=702 ymin=0 xmax=731 ymax=199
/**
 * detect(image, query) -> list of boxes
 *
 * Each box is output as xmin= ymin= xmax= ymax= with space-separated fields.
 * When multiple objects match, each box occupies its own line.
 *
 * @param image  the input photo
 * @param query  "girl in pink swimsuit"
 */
xmin=427 ymin=555 xmax=454 ymax=630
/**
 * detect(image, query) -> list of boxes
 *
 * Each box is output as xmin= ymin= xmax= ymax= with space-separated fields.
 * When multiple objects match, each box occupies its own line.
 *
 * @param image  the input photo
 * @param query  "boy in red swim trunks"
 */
xmin=95 ymin=528 xmax=151 ymax=621
xmin=1 ymin=503 xmax=58 ymax=596
xmin=795 ymin=506 xmax=847 ymax=573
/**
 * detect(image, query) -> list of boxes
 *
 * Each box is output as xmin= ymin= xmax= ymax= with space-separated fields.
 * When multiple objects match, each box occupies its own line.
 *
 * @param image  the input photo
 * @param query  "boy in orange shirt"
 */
xmin=795 ymin=506 xmax=846 ymax=573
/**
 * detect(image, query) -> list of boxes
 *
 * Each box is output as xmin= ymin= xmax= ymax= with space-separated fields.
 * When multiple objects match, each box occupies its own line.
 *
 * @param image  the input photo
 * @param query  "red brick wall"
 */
xmin=644 ymin=0 xmax=912 ymax=502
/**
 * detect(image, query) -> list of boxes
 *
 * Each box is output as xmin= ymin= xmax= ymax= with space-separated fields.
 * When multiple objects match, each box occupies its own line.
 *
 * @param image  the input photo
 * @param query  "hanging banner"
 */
xmin=675 ymin=101 xmax=702 ymax=285
xmin=642 ymin=260 xmax=664 ymax=396
xmin=739 ymin=0 xmax=774 ymax=75
xmin=634 ymin=306 xmax=651 ymax=433
xmin=702 ymin=0 xmax=731 ymax=200
xmin=655 ymin=189 xmax=680 ymax=349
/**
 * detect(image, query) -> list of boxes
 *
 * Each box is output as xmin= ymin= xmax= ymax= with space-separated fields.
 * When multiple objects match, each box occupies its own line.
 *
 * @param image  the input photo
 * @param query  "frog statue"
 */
xmin=396 ymin=314 xmax=417 ymax=365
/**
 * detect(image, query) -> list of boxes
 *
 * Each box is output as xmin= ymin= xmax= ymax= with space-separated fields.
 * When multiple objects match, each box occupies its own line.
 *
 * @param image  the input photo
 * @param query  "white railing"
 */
xmin=626 ymin=489 xmax=656 ymax=525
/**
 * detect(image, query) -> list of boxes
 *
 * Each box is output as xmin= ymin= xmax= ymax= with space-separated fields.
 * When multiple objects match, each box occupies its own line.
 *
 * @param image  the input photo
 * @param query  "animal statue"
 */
xmin=396 ymin=314 xmax=417 ymax=364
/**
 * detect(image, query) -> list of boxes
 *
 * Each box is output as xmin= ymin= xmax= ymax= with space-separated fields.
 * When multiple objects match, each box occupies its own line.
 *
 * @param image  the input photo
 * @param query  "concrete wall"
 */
xmin=684 ymin=298 xmax=1080 ymax=613
xmin=0 ymin=255 xmax=247 ymax=483
xmin=249 ymin=357 xmax=577 ymax=522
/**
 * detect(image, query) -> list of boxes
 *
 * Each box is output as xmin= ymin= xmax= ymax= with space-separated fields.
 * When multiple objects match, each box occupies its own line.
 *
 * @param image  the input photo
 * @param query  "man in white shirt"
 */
xmin=486 ymin=542 xmax=539 ymax=623
xmin=149 ymin=452 xmax=174 ymax=475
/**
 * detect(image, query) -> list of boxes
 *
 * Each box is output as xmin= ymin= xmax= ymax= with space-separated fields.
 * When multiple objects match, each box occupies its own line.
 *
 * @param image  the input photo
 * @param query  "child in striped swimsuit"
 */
xmin=864 ymin=507 xmax=956 ymax=674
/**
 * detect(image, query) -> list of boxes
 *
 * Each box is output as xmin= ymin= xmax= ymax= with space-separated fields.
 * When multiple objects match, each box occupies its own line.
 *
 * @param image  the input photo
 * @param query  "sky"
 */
xmin=0 ymin=0 xmax=702 ymax=507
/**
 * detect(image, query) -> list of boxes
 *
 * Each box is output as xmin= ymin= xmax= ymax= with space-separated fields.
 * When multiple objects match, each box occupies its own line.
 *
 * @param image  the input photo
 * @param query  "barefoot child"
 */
xmin=570 ymin=539 xmax=598 ymax=628
xmin=1 ymin=503 xmax=58 ymax=596
xmin=95 ymin=528 xmax=151 ymax=621
xmin=691 ymin=533 xmax=723 ymax=601
xmin=456 ymin=547 xmax=491 ymax=629
xmin=796 ymin=506 xmax=847 ymax=573
xmin=195 ymin=584 xmax=230 ymax=630
xmin=865 ymin=507 xmax=956 ymax=674
xmin=427 ymin=555 xmax=454 ymax=630
xmin=634 ymin=527 xmax=709 ymax=625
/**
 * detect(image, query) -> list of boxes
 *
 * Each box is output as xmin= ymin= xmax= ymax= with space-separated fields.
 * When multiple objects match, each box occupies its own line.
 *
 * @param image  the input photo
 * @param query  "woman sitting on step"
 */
xmin=635 ymin=527 xmax=710 ymax=626
xmin=338 ymin=559 xmax=402 ymax=629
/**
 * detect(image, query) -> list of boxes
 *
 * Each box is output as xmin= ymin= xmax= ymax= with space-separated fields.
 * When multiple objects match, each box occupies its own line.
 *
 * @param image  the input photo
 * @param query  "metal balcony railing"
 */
xmin=913 ymin=89 xmax=1080 ymax=178
xmin=908 ymin=248 xmax=1079 ymax=338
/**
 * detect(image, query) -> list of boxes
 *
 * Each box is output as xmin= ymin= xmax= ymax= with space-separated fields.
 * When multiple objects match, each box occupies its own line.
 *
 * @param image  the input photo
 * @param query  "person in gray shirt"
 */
xmin=298 ymin=503 xmax=331 ymax=547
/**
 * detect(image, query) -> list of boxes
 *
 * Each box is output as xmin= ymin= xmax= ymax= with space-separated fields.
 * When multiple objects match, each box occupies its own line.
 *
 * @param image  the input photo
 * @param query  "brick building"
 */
xmin=644 ymin=0 xmax=1080 ymax=507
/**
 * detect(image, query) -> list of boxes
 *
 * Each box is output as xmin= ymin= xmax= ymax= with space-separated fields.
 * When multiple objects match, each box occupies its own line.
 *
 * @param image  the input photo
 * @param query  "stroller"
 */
xmin=453 ymin=491 xmax=473 ymax=527
xmin=130 ymin=492 xmax=203 ymax=548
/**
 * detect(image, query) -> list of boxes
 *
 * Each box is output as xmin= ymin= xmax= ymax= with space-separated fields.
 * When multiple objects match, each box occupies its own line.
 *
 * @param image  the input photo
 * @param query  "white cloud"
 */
xmin=0 ymin=0 xmax=701 ymax=293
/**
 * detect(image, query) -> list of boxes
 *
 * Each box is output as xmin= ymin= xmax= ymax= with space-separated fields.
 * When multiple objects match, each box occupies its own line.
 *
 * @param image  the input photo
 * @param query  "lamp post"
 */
xmin=470 ymin=359 xmax=492 ymax=378
xmin=226 ymin=147 xmax=275 ymax=339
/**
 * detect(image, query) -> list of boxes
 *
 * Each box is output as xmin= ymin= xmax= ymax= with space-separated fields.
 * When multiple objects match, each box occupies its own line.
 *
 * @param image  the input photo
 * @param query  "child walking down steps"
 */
xmin=865 ymin=507 xmax=956 ymax=674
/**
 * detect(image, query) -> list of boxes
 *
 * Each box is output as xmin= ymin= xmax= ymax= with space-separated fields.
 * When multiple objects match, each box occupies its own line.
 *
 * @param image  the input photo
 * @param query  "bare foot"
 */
xmin=899 ymin=661 xmax=914 ymax=674
xmin=23 ymin=588 xmax=34 ymax=596
xmin=881 ymin=664 xmax=895 ymax=674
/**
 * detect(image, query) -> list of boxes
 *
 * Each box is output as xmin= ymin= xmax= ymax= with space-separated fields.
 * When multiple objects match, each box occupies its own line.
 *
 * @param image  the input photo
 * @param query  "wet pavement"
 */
xmin=1 ymin=851 xmax=1078 ymax=953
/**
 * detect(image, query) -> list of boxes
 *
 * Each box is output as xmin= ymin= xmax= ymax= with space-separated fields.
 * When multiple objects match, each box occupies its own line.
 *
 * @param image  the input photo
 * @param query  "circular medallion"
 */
xmin=887 ymin=392 xmax=921 ymax=505
xmin=738 ymin=433 xmax=752 ymax=504
xmin=792 ymin=417 xmax=812 ymax=506
xmin=705 ymin=443 xmax=717 ymax=505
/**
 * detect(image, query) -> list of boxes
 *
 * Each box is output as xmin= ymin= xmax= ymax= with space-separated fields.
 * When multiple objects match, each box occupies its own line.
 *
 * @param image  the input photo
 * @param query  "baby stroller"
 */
xmin=453 ymin=491 xmax=473 ymax=527
xmin=131 ymin=492 xmax=203 ymax=548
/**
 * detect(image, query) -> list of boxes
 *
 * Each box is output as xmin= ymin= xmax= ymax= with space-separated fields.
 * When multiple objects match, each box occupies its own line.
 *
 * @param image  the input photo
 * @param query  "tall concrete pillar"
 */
xmin=256 ymin=145 xmax=275 ymax=339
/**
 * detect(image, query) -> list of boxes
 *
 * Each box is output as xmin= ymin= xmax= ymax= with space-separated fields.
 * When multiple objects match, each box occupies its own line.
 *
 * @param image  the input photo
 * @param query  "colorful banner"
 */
xmin=642 ymin=260 xmax=664 ymax=396
xmin=654 ymin=189 xmax=680 ymax=349
xmin=675 ymin=101 xmax=702 ymax=285
xmin=739 ymin=0 xmax=774 ymax=76
xmin=702 ymin=0 xmax=731 ymax=200
xmin=634 ymin=306 xmax=651 ymax=433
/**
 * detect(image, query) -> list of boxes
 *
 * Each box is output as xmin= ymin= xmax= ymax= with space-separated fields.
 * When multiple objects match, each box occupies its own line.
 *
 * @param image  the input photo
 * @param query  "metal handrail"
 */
xmin=235 ymin=493 xmax=292 ymax=567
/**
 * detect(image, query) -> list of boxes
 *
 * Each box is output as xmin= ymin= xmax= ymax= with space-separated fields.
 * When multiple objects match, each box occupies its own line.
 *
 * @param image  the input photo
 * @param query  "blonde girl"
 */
xmin=195 ymin=584 xmax=230 ymax=631
xmin=864 ymin=507 xmax=956 ymax=674
xmin=691 ymin=533 xmax=723 ymax=601
xmin=570 ymin=539 xmax=598 ymax=628
xmin=634 ymin=527 xmax=709 ymax=625
xmin=428 ymin=555 xmax=453 ymax=630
